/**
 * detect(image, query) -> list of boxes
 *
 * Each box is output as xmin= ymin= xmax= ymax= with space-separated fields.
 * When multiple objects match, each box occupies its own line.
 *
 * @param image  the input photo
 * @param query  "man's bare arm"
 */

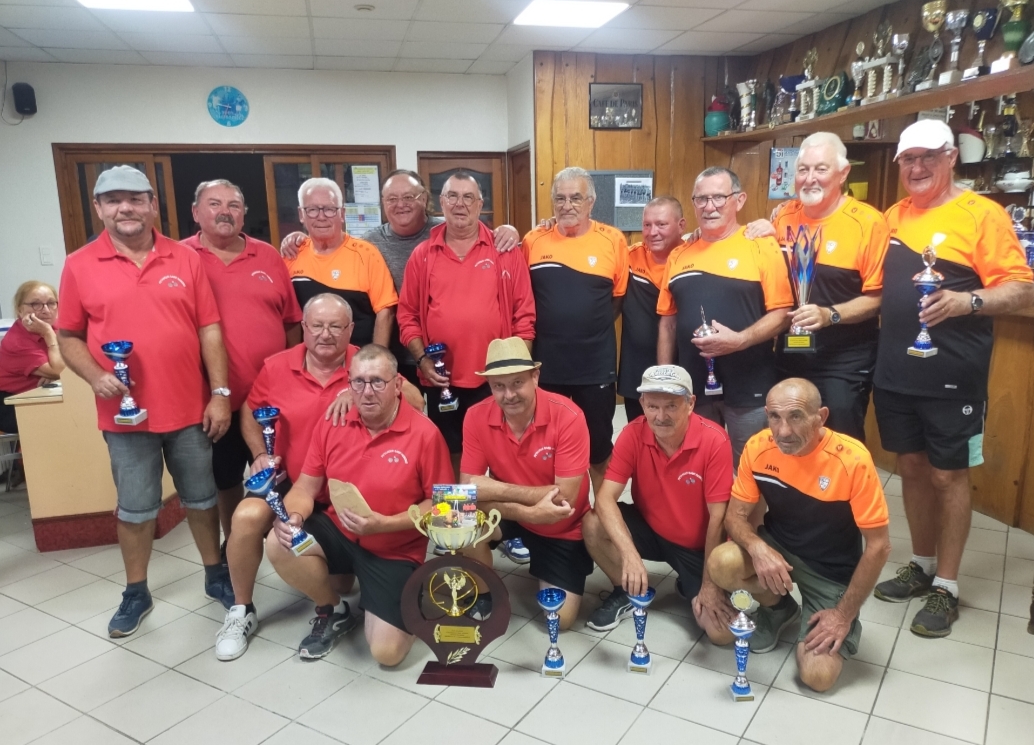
xmin=372 ymin=307 xmax=395 ymax=348
xmin=657 ymin=315 xmax=677 ymax=365
xmin=592 ymin=478 xmax=641 ymax=561
xmin=835 ymin=525 xmax=891 ymax=621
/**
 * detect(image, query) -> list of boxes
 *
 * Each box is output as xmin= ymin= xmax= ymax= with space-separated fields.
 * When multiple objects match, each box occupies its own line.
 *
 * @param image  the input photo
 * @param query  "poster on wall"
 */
xmin=351 ymin=165 xmax=380 ymax=204
xmin=768 ymin=148 xmax=798 ymax=200
xmin=615 ymin=177 xmax=653 ymax=206
xmin=345 ymin=204 xmax=382 ymax=234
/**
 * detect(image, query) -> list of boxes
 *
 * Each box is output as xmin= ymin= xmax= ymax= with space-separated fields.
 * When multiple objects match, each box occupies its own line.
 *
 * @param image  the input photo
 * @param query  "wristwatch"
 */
xmin=211 ymin=387 xmax=231 ymax=397
xmin=829 ymin=307 xmax=842 ymax=325
xmin=970 ymin=293 xmax=983 ymax=315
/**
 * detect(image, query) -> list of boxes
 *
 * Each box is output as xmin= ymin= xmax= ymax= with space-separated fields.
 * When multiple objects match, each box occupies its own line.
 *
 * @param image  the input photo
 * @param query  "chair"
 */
xmin=0 ymin=432 xmax=21 ymax=492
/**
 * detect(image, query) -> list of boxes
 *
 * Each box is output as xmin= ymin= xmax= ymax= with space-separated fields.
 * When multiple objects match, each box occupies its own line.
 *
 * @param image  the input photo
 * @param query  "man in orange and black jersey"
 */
xmin=617 ymin=197 xmax=687 ymax=423
xmin=871 ymin=120 xmax=1034 ymax=639
xmin=522 ymin=166 xmax=630 ymax=495
xmin=745 ymin=132 xmax=888 ymax=441
xmin=657 ymin=167 xmax=793 ymax=466
xmin=709 ymin=379 xmax=891 ymax=693
xmin=284 ymin=178 xmax=398 ymax=348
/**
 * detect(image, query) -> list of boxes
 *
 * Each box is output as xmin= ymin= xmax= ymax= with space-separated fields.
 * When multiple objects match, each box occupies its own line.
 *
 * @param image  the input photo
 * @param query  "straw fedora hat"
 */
xmin=476 ymin=337 xmax=542 ymax=377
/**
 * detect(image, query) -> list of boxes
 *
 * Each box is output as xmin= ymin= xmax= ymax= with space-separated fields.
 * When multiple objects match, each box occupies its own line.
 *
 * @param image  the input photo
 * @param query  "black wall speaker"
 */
xmin=12 ymin=83 xmax=36 ymax=115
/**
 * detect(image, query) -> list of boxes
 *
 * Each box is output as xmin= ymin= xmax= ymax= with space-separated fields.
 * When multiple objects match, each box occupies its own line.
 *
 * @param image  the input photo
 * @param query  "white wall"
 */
xmin=505 ymin=53 xmax=535 ymax=219
xmin=0 ymin=62 xmax=510 ymax=315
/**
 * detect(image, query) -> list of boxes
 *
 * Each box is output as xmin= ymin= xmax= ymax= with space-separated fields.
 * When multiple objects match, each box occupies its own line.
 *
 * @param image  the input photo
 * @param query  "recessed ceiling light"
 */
xmin=514 ymin=0 xmax=628 ymax=28
xmin=77 ymin=0 xmax=194 ymax=10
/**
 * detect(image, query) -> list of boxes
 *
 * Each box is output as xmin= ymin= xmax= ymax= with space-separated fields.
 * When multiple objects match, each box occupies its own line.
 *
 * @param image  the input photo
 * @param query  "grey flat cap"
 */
xmin=93 ymin=165 xmax=153 ymax=196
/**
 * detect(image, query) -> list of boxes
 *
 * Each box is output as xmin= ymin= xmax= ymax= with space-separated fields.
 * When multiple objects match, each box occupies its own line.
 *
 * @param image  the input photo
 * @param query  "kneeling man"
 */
xmin=583 ymin=365 xmax=735 ymax=644
xmin=267 ymin=345 xmax=452 ymax=664
xmin=461 ymin=337 xmax=592 ymax=629
xmin=709 ymin=378 xmax=890 ymax=691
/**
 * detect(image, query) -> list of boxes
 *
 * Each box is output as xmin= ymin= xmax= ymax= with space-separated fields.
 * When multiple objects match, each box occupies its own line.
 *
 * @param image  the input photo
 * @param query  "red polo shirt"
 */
xmin=57 ymin=230 xmax=221 ymax=433
xmin=460 ymin=388 xmax=591 ymax=540
xmin=246 ymin=343 xmax=357 ymax=483
xmin=0 ymin=321 xmax=49 ymax=395
xmin=182 ymin=233 xmax=302 ymax=411
xmin=302 ymin=398 xmax=452 ymax=565
xmin=605 ymin=413 xmax=733 ymax=550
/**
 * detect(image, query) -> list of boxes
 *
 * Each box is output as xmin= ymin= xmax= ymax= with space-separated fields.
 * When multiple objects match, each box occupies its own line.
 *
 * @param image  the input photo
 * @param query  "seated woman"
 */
xmin=0 ymin=281 xmax=65 ymax=432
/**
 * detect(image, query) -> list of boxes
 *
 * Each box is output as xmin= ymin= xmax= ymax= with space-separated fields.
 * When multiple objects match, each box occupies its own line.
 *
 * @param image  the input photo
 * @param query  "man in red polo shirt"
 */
xmin=216 ymin=294 xmax=421 ymax=661
xmin=460 ymin=337 xmax=593 ymax=630
xmin=582 ymin=365 xmax=736 ymax=644
xmin=57 ymin=165 xmax=234 ymax=639
xmin=397 ymin=172 xmax=536 ymax=475
xmin=267 ymin=345 xmax=452 ymax=664
xmin=181 ymin=179 xmax=302 ymax=544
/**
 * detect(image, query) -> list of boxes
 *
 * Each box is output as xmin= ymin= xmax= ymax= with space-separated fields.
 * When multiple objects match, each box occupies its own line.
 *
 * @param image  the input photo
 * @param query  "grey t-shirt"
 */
xmin=362 ymin=216 xmax=444 ymax=292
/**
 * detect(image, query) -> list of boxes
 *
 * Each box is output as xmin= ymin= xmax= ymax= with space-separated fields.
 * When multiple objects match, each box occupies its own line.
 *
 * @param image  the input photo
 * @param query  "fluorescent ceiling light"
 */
xmin=78 ymin=0 xmax=195 ymax=10
xmin=514 ymin=0 xmax=628 ymax=28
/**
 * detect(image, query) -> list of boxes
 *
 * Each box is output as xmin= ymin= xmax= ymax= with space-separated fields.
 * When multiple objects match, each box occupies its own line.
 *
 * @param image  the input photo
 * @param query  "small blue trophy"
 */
xmin=101 ymin=340 xmax=147 ymax=425
xmin=424 ymin=342 xmax=458 ymax=412
xmin=628 ymin=587 xmax=656 ymax=674
xmin=785 ymin=225 xmax=821 ymax=353
xmin=537 ymin=587 xmax=566 ymax=678
xmin=693 ymin=307 xmax=723 ymax=396
xmin=244 ymin=467 xmax=314 ymax=557
xmin=252 ymin=406 xmax=286 ymax=483
xmin=728 ymin=589 xmax=757 ymax=702
xmin=907 ymin=239 xmax=945 ymax=358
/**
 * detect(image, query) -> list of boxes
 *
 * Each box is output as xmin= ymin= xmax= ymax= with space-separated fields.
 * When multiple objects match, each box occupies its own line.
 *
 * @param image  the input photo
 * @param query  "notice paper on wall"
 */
xmin=614 ymin=176 xmax=653 ymax=206
xmin=768 ymin=147 xmax=798 ymax=200
xmin=352 ymin=165 xmax=380 ymax=204
xmin=345 ymin=203 xmax=382 ymax=234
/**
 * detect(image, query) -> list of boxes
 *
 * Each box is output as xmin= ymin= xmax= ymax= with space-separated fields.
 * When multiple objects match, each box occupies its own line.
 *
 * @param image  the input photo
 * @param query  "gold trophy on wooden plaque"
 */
xmin=860 ymin=22 xmax=898 ymax=104
xmin=796 ymin=48 xmax=821 ymax=121
xmin=916 ymin=0 xmax=947 ymax=91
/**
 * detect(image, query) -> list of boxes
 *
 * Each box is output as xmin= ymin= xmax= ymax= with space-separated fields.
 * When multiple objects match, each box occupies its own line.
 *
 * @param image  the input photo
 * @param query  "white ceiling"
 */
xmin=0 ymin=0 xmax=887 ymax=74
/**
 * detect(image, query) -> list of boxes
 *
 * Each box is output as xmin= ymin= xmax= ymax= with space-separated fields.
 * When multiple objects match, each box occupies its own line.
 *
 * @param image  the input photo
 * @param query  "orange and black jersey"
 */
xmin=733 ymin=428 xmax=889 ymax=585
xmin=875 ymin=192 xmax=1033 ymax=400
xmin=523 ymin=221 xmax=629 ymax=385
xmin=657 ymin=228 xmax=793 ymax=407
xmin=617 ymin=243 xmax=668 ymax=400
xmin=284 ymin=234 xmax=398 ymax=347
xmin=773 ymin=197 xmax=888 ymax=378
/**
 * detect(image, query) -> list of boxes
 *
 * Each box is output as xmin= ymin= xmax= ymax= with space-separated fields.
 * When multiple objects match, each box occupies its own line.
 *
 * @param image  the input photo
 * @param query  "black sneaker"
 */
xmin=910 ymin=587 xmax=959 ymax=638
xmin=108 ymin=589 xmax=154 ymax=638
xmin=468 ymin=592 xmax=493 ymax=621
xmin=749 ymin=596 xmax=800 ymax=653
xmin=874 ymin=561 xmax=934 ymax=603
xmin=219 ymin=539 xmax=228 ymax=569
xmin=586 ymin=589 xmax=633 ymax=631
xmin=298 ymin=603 xmax=358 ymax=659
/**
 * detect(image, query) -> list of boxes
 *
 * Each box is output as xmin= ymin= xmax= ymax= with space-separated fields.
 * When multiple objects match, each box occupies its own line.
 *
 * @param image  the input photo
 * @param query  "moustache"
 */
xmin=215 ymin=215 xmax=236 ymax=224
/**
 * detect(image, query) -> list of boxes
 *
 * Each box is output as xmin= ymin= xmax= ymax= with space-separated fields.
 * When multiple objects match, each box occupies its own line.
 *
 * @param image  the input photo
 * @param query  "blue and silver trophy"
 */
xmin=907 ymin=238 xmax=945 ymax=359
xmin=784 ymin=225 xmax=821 ymax=353
xmin=628 ymin=587 xmax=657 ymax=674
xmin=728 ymin=589 xmax=757 ymax=702
xmin=244 ymin=467 xmax=314 ymax=557
xmin=252 ymin=406 xmax=286 ymax=483
xmin=693 ymin=307 xmax=723 ymax=396
xmin=101 ymin=340 xmax=147 ymax=425
xmin=537 ymin=587 xmax=567 ymax=678
xmin=424 ymin=342 xmax=458 ymax=412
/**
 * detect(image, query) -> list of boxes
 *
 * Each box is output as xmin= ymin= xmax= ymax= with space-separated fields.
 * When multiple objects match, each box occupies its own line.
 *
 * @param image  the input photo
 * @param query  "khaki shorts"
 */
xmin=759 ymin=526 xmax=862 ymax=657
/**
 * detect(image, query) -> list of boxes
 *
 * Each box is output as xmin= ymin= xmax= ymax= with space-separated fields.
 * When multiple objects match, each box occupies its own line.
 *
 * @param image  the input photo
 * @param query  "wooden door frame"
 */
xmin=505 ymin=141 xmax=531 ymax=232
xmin=52 ymin=143 xmax=396 ymax=253
xmin=416 ymin=150 xmax=508 ymax=227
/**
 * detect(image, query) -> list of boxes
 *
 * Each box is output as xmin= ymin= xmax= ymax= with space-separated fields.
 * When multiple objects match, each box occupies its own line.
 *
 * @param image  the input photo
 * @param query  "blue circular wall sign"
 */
xmin=207 ymin=86 xmax=249 ymax=127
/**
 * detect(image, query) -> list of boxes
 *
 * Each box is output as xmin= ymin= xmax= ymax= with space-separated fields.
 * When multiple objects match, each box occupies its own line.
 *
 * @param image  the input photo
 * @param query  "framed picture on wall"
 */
xmin=589 ymin=83 xmax=643 ymax=130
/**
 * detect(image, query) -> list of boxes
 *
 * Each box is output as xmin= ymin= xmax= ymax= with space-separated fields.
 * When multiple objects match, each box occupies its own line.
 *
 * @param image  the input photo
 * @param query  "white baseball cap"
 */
xmin=895 ymin=119 xmax=955 ymax=160
xmin=637 ymin=365 xmax=694 ymax=396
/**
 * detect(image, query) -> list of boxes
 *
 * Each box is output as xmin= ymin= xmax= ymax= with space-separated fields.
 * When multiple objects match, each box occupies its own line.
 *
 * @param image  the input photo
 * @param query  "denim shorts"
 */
xmin=103 ymin=424 xmax=218 ymax=523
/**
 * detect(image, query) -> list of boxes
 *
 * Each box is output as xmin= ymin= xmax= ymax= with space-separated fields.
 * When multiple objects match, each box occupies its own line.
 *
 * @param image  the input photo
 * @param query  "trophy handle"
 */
xmin=471 ymin=508 xmax=502 ymax=548
xmin=408 ymin=504 xmax=429 ymax=537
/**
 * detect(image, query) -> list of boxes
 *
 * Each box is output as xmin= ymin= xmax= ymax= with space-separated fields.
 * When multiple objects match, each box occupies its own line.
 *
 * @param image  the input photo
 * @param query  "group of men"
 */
xmin=52 ymin=116 xmax=1032 ymax=695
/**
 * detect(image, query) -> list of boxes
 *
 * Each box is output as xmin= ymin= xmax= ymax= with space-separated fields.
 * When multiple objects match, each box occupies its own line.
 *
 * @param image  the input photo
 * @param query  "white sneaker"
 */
xmin=215 ymin=605 xmax=257 ymax=661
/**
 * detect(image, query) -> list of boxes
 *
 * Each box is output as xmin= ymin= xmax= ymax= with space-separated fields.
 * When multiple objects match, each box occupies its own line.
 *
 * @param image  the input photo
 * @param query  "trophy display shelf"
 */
xmin=701 ymin=65 xmax=1034 ymax=143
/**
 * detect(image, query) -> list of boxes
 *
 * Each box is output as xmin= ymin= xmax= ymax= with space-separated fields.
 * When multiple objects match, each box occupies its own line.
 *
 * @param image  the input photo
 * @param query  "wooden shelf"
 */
xmin=703 ymin=66 xmax=1034 ymax=144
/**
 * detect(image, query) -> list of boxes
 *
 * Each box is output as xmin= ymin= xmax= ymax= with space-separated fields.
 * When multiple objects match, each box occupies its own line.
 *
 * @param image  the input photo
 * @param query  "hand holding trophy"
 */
xmin=907 ymin=235 xmax=947 ymax=359
xmin=101 ymin=340 xmax=147 ymax=425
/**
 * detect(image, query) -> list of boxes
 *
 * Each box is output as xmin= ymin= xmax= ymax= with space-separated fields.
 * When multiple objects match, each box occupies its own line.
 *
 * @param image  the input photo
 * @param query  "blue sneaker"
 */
xmin=205 ymin=568 xmax=235 ymax=611
xmin=501 ymin=537 xmax=530 ymax=564
xmin=108 ymin=589 xmax=154 ymax=638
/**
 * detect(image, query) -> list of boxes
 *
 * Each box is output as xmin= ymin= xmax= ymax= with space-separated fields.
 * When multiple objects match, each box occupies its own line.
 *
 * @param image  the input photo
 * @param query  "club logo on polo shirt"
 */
xmin=588 ymin=256 xmax=598 ymax=267
xmin=331 ymin=269 xmax=341 ymax=280
xmin=819 ymin=476 xmax=830 ymax=491
xmin=962 ymin=405 xmax=973 ymax=415
xmin=678 ymin=470 xmax=702 ymax=485
xmin=251 ymin=270 xmax=274 ymax=283
xmin=475 ymin=258 xmax=495 ymax=270
xmin=381 ymin=449 xmax=409 ymax=464
xmin=159 ymin=274 xmax=187 ymax=288
xmin=533 ymin=446 xmax=555 ymax=461
xmin=727 ymin=258 xmax=738 ymax=269
xmin=826 ymin=241 xmax=837 ymax=253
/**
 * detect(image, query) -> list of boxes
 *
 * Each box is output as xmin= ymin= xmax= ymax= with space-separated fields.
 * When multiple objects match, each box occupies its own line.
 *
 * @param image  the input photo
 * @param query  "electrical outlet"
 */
xmin=39 ymin=246 xmax=54 ymax=266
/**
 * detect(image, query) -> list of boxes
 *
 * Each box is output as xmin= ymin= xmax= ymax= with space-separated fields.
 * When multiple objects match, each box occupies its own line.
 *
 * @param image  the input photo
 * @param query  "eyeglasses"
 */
xmin=897 ymin=150 xmax=948 ymax=169
xmin=383 ymin=194 xmax=423 ymax=206
xmin=304 ymin=322 xmax=351 ymax=336
xmin=441 ymin=193 xmax=480 ymax=206
xmin=303 ymin=205 xmax=341 ymax=218
xmin=553 ymin=195 xmax=588 ymax=207
xmin=22 ymin=301 xmax=58 ymax=312
xmin=691 ymin=192 xmax=740 ymax=208
xmin=349 ymin=378 xmax=389 ymax=392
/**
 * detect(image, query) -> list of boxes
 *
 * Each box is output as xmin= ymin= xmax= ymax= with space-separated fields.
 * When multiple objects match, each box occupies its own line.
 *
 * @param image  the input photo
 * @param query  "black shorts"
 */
xmin=809 ymin=374 xmax=872 ymax=443
xmin=212 ymin=410 xmax=253 ymax=491
xmin=303 ymin=510 xmax=418 ymax=631
xmin=623 ymin=397 xmax=644 ymax=424
xmin=539 ymin=382 xmax=615 ymax=464
xmin=422 ymin=384 xmax=491 ymax=454
xmin=619 ymin=502 xmax=706 ymax=599
xmin=873 ymin=386 xmax=986 ymax=471
xmin=494 ymin=519 xmax=593 ymax=595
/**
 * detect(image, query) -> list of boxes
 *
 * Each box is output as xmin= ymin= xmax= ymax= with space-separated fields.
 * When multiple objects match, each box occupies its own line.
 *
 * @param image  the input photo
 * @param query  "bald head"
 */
xmin=765 ymin=378 xmax=827 ymax=456
xmin=767 ymin=378 xmax=822 ymax=413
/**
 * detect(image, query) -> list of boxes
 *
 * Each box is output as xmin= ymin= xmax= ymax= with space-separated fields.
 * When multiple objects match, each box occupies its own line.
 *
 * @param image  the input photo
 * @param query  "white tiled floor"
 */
xmin=1 ymin=454 xmax=1033 ymax=743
